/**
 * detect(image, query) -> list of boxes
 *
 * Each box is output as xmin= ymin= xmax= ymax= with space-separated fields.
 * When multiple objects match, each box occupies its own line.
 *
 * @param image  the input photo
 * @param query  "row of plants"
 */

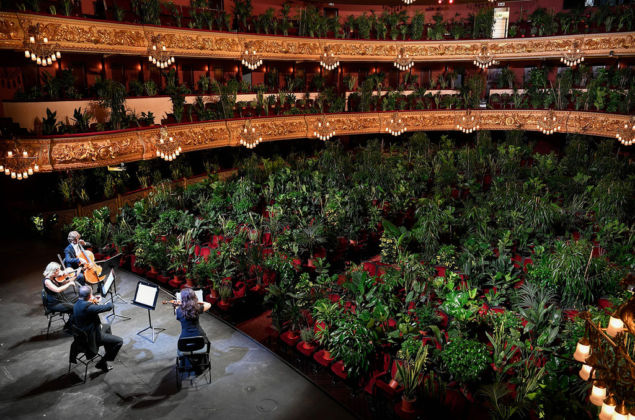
xmin=10 ymin=1 xmax=635 ymax=40
xmin=66 ymin=131 xmax=634 ymax=417
xmin=28 ymin=65 xmax=634 ymax=135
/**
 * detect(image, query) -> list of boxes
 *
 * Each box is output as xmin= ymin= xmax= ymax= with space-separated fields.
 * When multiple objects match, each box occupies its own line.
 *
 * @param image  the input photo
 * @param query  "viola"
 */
xmin=77 ymin=243 xmax=104 ymax=285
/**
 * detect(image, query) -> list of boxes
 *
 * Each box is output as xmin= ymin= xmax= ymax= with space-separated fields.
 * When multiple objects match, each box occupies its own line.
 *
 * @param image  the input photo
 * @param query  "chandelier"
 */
xmin=239 ymin=120 xmax=262 ymax=149
xmin=0 ymin=144 xmax=39 ymax=180
xmin=385 ymin=112 xmax=407 ymax=136
xmin=561 ymin=41 xmax=584 ymax=67
xmin=616 ymin=117 xmax=634 ymax=146
xmin=241 ymin=42 xmax=262 ymax=71
xmin=320 ymin=46 xmax=340 ymax=71
xmin=402 ymin=0 xmax=416 ymax=5
xmin=148 ymin=35 xmax=174 ymax=69
xmin=155 ymin=127 xmax=181 ymax=161
xmin=536 ymin=110 xmax=561 ymax=135
xmin=23 ymin=24 xmax=61 ymax=67
xmin=394 ymin=47 xmax=414 ymax=71
xmin=456 ymin=110 xmax=480 ymax=133
xmin=572 ymin=289 xmax=634 ymax=420
xmin=473 ymin=45 xmax=498 ymax=70
xmin=313 ymin=115 xmax=335 ymax=141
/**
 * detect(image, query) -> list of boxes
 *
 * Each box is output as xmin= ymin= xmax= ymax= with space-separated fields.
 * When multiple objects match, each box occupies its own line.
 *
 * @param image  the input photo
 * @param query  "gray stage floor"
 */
xmin=0 ymin=239 xmax=355 ymax=420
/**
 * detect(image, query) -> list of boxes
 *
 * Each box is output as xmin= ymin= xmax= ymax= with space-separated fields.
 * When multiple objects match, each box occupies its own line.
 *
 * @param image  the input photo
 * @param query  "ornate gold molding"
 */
xmin=0 ymin=12 xmax=633 ymax=61
xmin=0 ymin=110 xmax=629 ymax=173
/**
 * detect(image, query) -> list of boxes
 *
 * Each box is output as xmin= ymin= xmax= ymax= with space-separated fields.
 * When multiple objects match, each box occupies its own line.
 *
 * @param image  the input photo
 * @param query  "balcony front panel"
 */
xmin=1 ymin=13 xmax=633 ymax=62
xmin=1 ymin=110 xmax=629 ymax=174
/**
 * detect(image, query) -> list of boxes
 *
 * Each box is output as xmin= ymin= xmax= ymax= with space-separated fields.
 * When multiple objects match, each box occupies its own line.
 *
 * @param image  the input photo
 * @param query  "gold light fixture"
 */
xmin=473 ymin=44 xmax=498 ymax=70
xmin=573 ymin=290 xmax=635 ymax=419
xmin=239 ymin=120 xmax=262 ymax=149
xmin=320 ymin=46 xmax=339 ymax=71
xmin=0 ymin=143 xmax=39 ymax=180
xmin=155 ymin=127 xmax=181 ymax=161
xmin=148 ymin=35 xmax=175 ymax=69
xmin=394 ymin=47 xmax=414 ymax=72
xmin=616 ymin=117 xmax=634 ymax=146
xmin=313 ymin=115 xmax=335 ymax=141
xmin=456 ymin=110 xmax=480 ymax=133
xmin=385 ymin=112 xmax=407 ymax=136
xmin=241 ymin=42 xmax=262 ymax=71
xmin=537 ymin=110 xmax=561 ymax=135
xmin=561 ymin=41 xmax=584 ymax=67
xmin=22 ymin=24 xmax=61 ymax=67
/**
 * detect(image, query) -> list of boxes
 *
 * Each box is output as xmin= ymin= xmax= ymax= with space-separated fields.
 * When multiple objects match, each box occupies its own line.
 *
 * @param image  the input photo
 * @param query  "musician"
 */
xmin=42 ymin=262 xmax=77 ymax=314
xmin=64 ymin=231 xmax=86 ymax=285
xmin=72 ymin=286 xmax=123 ymax=372
xmin=176 ymin=288 xmax=211 ymax=346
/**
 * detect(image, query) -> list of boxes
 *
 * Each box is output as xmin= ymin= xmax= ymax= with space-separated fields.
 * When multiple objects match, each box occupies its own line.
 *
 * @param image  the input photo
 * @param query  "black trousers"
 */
xmin=47 ymin=302 xmax=74 ymax=314
xmin=99 ymin=323 xmax=123 ymax=362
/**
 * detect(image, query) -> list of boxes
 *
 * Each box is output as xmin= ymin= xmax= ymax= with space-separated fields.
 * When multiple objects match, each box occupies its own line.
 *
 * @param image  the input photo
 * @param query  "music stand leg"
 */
xmin=136 ymin=309 xmax=165 ymax=343
xmin=110 ymin=272 xmax=128 ymax=304
xmin=106 ymin=289 xmax=131 ymax=323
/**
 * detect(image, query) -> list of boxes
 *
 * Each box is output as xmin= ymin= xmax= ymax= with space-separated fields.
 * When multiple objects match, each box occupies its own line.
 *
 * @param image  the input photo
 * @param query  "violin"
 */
xmin=89 ymin=295 xmax=102 ymax=304
xmin=77 ymin=243 xmax=104 ymax=285
xmin=54 ymin=267 xmax=77 ymax=284
xmin=162 ymin=300 xmax=204 ymax=306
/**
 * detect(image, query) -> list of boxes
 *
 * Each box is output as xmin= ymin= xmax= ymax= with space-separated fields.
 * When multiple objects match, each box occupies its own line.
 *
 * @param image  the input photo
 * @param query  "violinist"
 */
xmin=174 ymin=288 xmax=211 ymax=345
xmin=72 ymin=286 xmax=123 ymax=372
xmin=64 ymin=231 xmax=86 ymax=285
xmin=42 ymin=262 xmax=77 ymax=314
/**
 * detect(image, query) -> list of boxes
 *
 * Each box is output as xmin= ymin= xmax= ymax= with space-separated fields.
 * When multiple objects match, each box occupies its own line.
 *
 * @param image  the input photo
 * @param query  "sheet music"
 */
xmin=175 ymin=289 xmax=203 ymax=302
xmin=134 ymin=283 xmax=159 ymax=308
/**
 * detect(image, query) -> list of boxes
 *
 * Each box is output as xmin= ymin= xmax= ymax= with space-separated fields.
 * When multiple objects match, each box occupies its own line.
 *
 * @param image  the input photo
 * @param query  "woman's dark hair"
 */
xmin=180 ymin=288 xmax=199 ymax=320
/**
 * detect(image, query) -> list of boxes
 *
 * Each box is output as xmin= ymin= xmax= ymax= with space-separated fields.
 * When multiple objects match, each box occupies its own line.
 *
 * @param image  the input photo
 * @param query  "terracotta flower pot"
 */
xmin=401 ymin=396 xmax=416 ymax=413
xmin=389 ymin=379 xmax=399 ymax=389
xmin=323 ymin=350 xmax=333 ymax=361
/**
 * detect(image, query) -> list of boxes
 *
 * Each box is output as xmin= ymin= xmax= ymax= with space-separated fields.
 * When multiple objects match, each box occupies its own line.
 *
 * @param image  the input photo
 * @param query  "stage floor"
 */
xmin=0 ymin=239 xmax=355 ymax=420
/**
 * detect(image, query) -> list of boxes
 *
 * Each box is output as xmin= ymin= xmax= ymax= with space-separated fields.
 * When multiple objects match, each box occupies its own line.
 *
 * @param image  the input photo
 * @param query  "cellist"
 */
xmin=64 ymin=231 xmax=87 ymax=285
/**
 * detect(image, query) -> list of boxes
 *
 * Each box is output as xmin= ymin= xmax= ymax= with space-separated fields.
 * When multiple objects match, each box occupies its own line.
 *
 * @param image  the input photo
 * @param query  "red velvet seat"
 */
xmin=296 ymin=341 xmax=317 ymax=357
xmin=330 ymin=360 xmax=348 ymax=379
xmin=376 ymin=359 xmax=404 ymax=398
xmin=280 ymin=330 xmax=300 ymax=347
xmin=313 ymin=349 xmax=334 ymax=367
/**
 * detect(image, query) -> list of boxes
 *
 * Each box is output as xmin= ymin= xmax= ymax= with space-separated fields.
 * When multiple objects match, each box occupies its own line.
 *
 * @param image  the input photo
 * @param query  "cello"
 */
xmin=77 ymin=243 xmax=104 ymax=284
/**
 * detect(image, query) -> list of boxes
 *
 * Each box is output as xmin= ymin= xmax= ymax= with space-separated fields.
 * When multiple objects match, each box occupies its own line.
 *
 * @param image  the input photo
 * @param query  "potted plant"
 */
xmin=300 ymin=327 xmax=316 ymax=351
xmin=218 ymin=279 xmax=233 ymax=310
xmin=395 ymin=341 xmax=429 ymax=413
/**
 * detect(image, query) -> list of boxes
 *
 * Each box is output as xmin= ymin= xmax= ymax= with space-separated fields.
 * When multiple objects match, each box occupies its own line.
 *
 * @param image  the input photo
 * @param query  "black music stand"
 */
xmin=132 ymin=281 xmax=164 ymax=343
xmin=96 ymin=253 xmax=126 ymax=304
xmin=102 ymin=269 xmax=131 ymax=323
